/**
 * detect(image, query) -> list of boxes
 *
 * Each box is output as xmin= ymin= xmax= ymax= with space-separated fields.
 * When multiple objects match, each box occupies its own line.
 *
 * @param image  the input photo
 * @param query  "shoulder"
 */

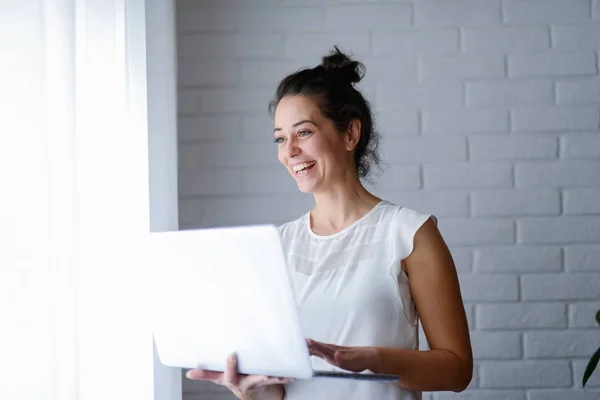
xmin=378 ymin=200 xmax=436 ymax=229
xmin=379 ymin=201 xmax=437 ymax=260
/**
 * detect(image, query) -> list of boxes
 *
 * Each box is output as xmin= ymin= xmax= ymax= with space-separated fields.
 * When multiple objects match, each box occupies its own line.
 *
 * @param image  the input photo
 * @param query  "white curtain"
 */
xmin=0 ymin=1 xmax=174 ymax=399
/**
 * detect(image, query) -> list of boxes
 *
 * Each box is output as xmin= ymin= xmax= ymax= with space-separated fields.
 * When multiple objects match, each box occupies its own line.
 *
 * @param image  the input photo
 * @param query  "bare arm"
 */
xmin=369 ymin=218 xmax=473 ymax=392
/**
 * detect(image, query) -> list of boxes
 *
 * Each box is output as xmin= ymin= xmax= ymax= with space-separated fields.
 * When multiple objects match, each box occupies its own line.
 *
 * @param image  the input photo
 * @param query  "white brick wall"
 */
xmin=175 ymin=0 xmax=600 ymax=399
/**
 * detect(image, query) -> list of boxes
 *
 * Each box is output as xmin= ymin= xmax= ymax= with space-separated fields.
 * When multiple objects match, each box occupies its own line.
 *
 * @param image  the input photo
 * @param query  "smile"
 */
xmin=292 ymin=161 xmax=317 ymax=176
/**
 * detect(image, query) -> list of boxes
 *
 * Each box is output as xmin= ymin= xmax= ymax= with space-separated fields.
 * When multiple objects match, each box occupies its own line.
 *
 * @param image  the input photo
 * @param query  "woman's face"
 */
xmin=273 ymin=95 xmax=357 ymax=194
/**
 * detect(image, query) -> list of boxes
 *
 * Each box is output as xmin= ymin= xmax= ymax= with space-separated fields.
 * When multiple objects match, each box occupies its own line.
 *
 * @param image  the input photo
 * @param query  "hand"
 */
xmin=185 ymin=353 xmax=293 ymax=400
xmin=307 ymin=338 xmax=380 ymax=373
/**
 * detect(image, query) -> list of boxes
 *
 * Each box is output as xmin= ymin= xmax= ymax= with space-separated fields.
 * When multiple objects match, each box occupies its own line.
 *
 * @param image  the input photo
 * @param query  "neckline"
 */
xmin=305 ymin=200 xmax=386 ymax=240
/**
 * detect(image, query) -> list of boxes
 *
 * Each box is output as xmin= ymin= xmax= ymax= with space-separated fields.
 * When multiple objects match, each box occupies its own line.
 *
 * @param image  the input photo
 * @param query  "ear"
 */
xmin=345 ymin=119 xmax=361 ymax=152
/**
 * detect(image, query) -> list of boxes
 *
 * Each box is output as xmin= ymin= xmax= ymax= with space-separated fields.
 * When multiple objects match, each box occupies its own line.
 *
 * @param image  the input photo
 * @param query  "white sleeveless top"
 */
xmin=278 ymin=200 xmax=433 ymax=400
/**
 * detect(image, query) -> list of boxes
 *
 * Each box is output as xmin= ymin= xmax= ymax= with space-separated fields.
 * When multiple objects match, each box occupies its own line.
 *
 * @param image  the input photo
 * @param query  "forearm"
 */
xmin=369 ymin=347 xmax=472 ymax=392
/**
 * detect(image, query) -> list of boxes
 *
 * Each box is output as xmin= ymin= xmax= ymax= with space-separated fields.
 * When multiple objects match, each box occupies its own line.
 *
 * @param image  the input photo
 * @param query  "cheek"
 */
xmin=277 ymin=148 xmax=286 ymax=165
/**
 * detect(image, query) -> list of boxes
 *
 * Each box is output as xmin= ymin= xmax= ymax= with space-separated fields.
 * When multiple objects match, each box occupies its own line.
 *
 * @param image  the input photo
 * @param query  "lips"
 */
xmin=292 ymin=161 xmax=316 ymax=176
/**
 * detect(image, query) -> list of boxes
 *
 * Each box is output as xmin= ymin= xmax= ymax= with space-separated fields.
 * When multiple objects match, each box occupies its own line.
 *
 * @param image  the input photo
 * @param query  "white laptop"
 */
xmin=146 ymin=224 xmax=399 ymax=382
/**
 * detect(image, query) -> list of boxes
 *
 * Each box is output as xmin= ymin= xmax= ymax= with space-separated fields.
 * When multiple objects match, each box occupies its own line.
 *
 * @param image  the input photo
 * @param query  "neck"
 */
xmin=310 ymin=174 xmax=381 ymax=235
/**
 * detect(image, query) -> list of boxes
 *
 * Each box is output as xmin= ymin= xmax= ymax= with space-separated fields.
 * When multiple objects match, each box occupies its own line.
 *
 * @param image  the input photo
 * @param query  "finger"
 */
xmin=307 ymin=338 xmax=344 ymax=350
xmin=185 ymin=369 xmax=223 ymax=382
xmin=222 ymin=353 xmax=239 ymax=386
xmin=310 ymin=348 xmax=339 ymax=366
xmin=308 ymin=340 xmax=337 ymax=358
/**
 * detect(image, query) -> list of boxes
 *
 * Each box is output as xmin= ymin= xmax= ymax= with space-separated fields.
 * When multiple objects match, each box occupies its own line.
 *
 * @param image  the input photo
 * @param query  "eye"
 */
xmin=298 ymin=130 xmax=311 ymax=137
xmin=273 ymin=136 xmax=284 ymax=144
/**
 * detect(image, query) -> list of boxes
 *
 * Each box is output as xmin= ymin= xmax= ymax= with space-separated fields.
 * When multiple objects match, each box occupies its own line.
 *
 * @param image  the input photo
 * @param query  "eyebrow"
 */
xmin=273 ymin=119 xmax=317 ymax=132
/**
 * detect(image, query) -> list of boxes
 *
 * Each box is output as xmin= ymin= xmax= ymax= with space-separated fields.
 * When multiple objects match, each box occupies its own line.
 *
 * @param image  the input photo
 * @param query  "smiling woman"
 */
xmin=185 ymin=46 xmax=473 ymax=400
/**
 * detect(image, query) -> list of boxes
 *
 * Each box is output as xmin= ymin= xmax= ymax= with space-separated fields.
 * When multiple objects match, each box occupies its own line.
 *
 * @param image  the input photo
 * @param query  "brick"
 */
xmin=553 ymin=25 xmax=600 ymax=50
xmin=243 ymin=168 xmax=298 ymax=194
xmin=199 ymin=89 xmax=273 ymax=114
xmin=525 ymin=330 xmax=600 ymax=358
xmin=360 ymin=56 xmax=418 ymax=82
xmin=463 ymin=26 xmax=550 ymax=52
xmin=569 ymin=302 xmax=600 ymax=327
xmin=512 ymin=108 xmax=600 ymax=132
xmin=458 ymin=274 xmax=519 ymax=301
xmin=179 ymin=169 xmax=243 ymax=196
xmin=449 ymin=247 xmax=473 ymax=273
xmin=178 ymin=90 xmax=199 ymax=115
xmin=377 ymin=82 xmax=463 ymax=110
xmin=240 ymin=7 xmax=324 ymax=31
xmin=180 ymin=143 xmax=278 ymax=168
xmin=423 ymin=110 xmax=509 ymax=134
xmin=240 ymin=60 xmax=301 ymax=87
xmin=180 ymin=195 xmax=314 ymax=228
xmin=470 ymin=331 xmax=521 ymax=359
xmin=515 ymin=161 xmax=600 ymax=187
xmin=325 ymin=4 xmax=411 ymax=30
xmin=528 ymin=390 xmax=600 ymax=400
xmin=565 ymin=245 xmax=600 ymax=272
xmin=474 ymin=245 xmax=562 ymax=273
xmin=439 ymin=219 xmax=515 ymax=246
xmin=469 ymin=136 xmax=557 ymax=160
xmin=367 ymin=165 xmax=422 ymax=190
xmin=564 ymin=188 xmax=600 ymax=214
xmin=574 ymin=359 xmax=600 ymax=387
xmin=242 ymin=116 xmax=273 ymax=141
xmin=508 ymin=53 xmax=597 ymax=77
xmin=466 ymin=80 xmax=554 ymax=107
xmin=521 ymin=273 xmax=600 ymax=300
xmin=178 ymin=60 xmax=239 ymax=86
xmin=374 ymin=111 xmax=419 ymax=136
xmin=423 ymin=163 xmax=513 ymax=189
xmin=373 ymin=29 xmax=459 ymax=55
xmin=177 ymin=6 xmax=240 ymax=32
xmin=378 ymin=190 xmax=470 ymax=218
xmin=464 ymin=303 xmax=475 ymax=329
xmin=561 ymin=133 xmax=600 ymax=159
xmin=179 ymin=116 xmax=243 ymax=141
xmin=421 ymin=54 xmax=505 ymax=79
xmin=480 ymin=360 xmax=571 ymax=388
xmin=503 ymin=0 xmax=591 ymax=23
xmin=518 ymin=217 xmax=600 ymax=244
xmin=414 ymin=0 xmax=502 ymax=27
xmin=381 ymin=137 xmax=466 ymax=164
xmin=557 ymin=78 xmax=600 ymax=104
xmin=476 ymin=303 xmax=567 ymax=330
xmin=434 ymin=391 xmax=525 ymax=400
xmin=284 ymin=32 xmax=370 ymax=57
xmin=472 ymin=189 xmax=560 ymax=217
xmin=179 ymin=33 xmax=284 ymax=58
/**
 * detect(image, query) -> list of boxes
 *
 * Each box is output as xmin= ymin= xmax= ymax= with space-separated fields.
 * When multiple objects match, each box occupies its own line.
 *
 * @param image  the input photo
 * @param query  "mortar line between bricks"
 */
xmin=499 ymin=0 xmax=506 ymax=23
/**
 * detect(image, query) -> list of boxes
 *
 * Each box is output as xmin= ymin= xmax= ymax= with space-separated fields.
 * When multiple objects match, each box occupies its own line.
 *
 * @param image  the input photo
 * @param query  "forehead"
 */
xmin=274 ymin=95 xmax=322 ymax=125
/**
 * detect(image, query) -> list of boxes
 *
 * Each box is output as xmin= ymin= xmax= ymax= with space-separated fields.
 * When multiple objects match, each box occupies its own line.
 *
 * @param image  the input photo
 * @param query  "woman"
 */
xmin=186 ymin=47 xmax=473 ymax=400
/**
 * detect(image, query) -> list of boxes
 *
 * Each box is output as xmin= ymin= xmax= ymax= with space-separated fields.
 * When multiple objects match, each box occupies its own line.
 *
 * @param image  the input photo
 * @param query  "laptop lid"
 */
xmin=146 ymin=225 xmax=314 ymax=379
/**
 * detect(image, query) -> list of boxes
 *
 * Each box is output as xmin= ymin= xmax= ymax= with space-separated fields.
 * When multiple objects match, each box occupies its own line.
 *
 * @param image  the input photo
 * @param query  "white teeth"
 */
xmin=292 ymin=161 xmax=316 ymax=172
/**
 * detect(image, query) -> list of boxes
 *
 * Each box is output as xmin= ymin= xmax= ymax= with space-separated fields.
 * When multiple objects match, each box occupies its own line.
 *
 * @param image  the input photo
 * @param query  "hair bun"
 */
xmin=320 ymin=46 xmax=365 ymax=85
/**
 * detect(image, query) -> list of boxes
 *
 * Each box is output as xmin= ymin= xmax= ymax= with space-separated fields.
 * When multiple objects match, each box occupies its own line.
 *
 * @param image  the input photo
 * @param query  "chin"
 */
xmin=296 ymin=182 xmax=316 ymax=194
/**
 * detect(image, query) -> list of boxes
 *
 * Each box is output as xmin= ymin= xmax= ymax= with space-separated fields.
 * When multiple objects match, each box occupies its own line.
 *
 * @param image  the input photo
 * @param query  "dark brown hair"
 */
xmin=268 ymin=46 xmax=381 ymax=180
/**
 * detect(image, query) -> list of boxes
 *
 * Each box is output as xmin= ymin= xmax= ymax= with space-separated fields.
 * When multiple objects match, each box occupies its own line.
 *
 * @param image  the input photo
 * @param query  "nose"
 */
xmin=284 ymin=138 xmax=301 ymax=159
